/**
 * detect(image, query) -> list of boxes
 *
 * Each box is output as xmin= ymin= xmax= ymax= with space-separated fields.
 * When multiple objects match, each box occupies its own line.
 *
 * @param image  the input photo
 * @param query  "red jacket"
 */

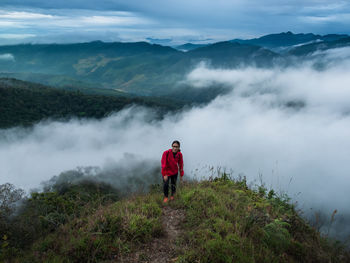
xmin=161 ymin=149 xmax=184 ymax=177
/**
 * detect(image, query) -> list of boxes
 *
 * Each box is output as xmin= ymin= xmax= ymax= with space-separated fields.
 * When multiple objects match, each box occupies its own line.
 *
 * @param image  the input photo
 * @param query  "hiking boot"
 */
xmin=163 ymin=197 xmax=169 ymax=203
xmin=170 ymin=196 xmax=174 ymax=201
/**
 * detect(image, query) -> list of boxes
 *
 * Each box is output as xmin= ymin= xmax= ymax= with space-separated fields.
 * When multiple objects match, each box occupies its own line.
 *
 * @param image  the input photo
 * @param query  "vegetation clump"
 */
xmin=170 ymin=175 xmax=349 ymax=262
xmin=0 ymin=179 xmax=119 ymax=261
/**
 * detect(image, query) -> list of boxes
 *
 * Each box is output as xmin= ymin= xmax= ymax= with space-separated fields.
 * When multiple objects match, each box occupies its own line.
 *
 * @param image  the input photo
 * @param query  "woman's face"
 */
xmin=172 ymin=143 xmax=180 ymax=153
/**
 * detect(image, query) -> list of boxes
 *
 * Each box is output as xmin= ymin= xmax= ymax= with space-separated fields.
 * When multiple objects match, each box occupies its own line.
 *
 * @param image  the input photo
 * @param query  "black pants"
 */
xmin=163 ymin=173 xmax=178 ymax=197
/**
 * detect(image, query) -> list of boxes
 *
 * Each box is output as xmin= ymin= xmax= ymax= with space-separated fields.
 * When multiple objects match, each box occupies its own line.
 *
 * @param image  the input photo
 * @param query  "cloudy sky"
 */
xmin=1 ymin=0 xmax=350 ymax=45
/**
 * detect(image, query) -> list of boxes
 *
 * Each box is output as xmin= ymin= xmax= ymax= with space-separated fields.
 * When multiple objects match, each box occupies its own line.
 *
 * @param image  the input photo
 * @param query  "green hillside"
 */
xmin=175 ymin=43 xmax=209 ymax=51
xmin=187 ymin=41 xmax=279 ymax=67
xmin=0 ymin=78 xmax=184 ymax=129
xmin=0 ymin=41 xmax=184 ymax=95
xmin=1 ymin=174 xmax=349 ymax=262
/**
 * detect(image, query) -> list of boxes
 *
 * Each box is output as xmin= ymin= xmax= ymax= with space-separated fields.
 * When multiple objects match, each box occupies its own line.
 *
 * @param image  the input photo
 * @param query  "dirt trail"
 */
xmin=120 ymin=204 xmax=185 ymax=263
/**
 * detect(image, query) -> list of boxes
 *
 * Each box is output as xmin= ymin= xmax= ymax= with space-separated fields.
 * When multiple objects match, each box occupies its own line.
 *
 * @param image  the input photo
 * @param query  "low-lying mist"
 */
xmin=42 ymin=153 xmax=161 ymax=196
xmin=1 ymin=47 xmax=350 ymax=240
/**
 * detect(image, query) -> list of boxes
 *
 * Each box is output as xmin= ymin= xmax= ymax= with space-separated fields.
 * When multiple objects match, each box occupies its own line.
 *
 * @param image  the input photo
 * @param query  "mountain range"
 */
xmin=231 ymin=31 xmax=349 ymax=51
xmin=0 ymin=32 xmax=349 ymax=97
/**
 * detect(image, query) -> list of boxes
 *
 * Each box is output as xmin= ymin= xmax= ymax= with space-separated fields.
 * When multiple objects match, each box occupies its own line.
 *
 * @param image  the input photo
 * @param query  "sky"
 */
xmin=1 ymin=0 xmax=350 ymax=45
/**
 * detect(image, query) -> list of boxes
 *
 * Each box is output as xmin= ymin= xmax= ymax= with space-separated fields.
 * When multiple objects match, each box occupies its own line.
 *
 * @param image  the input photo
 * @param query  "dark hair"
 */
xmin=172 ymin=140 xmax=180 ymax=147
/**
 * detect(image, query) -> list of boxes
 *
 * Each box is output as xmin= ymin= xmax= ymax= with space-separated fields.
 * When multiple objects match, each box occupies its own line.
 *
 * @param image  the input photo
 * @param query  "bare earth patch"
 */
xmin=119 ymin=204 xmax=185 ymax=263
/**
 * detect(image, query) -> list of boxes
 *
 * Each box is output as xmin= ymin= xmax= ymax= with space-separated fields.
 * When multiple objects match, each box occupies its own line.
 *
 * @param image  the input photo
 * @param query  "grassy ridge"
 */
xmin=4 ymin=175 xmax=349 ymax=262
xmin=174 ymin=176 xmax=347 ymax=262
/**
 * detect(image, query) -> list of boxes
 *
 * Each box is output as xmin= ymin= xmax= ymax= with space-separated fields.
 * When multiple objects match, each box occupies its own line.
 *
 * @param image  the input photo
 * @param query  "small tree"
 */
xmin=0 ymin=183 xmax=25 ymax=258
xmin=0 ymin=183 xmax=24 ymax=219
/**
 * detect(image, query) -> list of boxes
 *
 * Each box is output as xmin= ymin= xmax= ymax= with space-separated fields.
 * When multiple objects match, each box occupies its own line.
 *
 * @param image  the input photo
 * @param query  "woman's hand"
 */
xmin=164 ymin=175 xmax=168 ymax=181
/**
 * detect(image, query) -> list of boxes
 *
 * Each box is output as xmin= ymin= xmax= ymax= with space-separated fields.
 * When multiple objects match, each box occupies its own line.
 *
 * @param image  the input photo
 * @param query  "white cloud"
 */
xmin=186 ymin=52 xmax=350 ymax=115
xmin=0 ymin=9 xmax=153 ymax=31
xmin=299 ymin=13 xmax=350 ymax=24
xmin=0 ymin=53 xmax=14 ymax=60
xmin=0 ymin=10 xmax=54 ymax=19
xmin=0 ymin=33 xmax=36 ymax=39
xmin=0 ymin=21 xmax=24 ymax=27
xmin=81 ymin=15 xmax=129 ymax=25
xmin=312 ymin=46 xmax=350 ymax=60
xmin=301 ymin=2 xmax=348 ymax=12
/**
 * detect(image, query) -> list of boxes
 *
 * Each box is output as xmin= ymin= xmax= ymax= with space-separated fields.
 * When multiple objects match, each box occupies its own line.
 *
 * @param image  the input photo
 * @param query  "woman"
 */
xmin=161 ymin=140 xmax=184 ymax=203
